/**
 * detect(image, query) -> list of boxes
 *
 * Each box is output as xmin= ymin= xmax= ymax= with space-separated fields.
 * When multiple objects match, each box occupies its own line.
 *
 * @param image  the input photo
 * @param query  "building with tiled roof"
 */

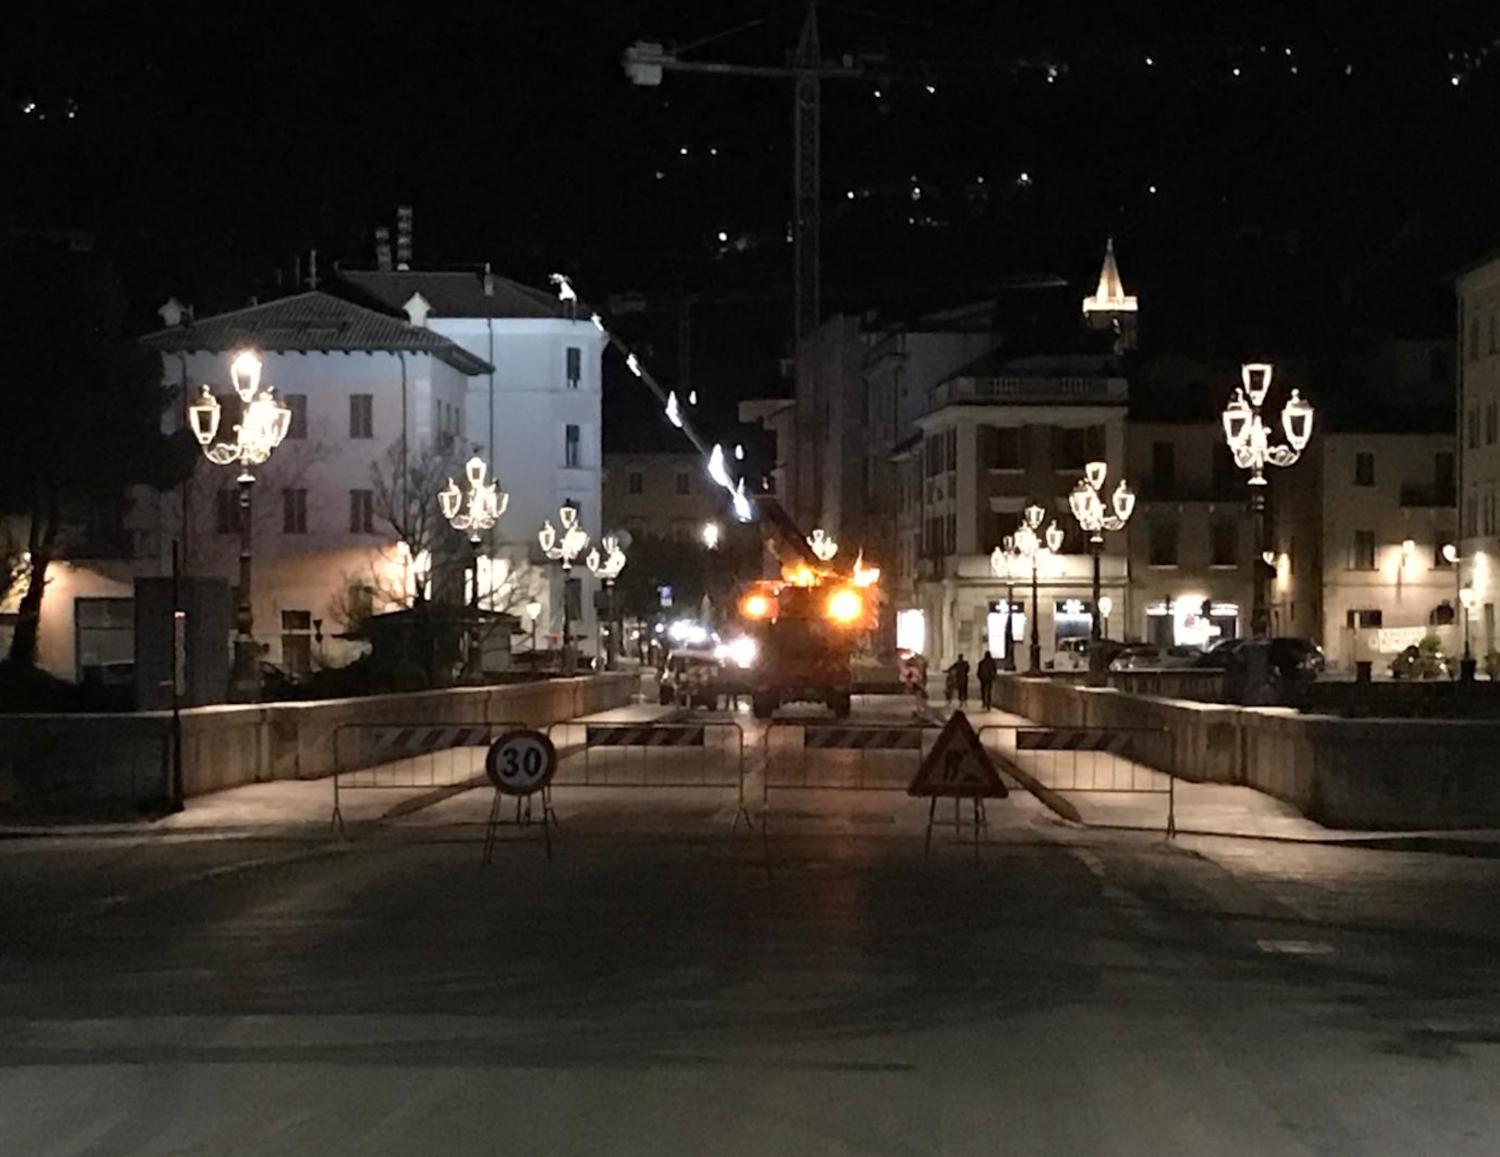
xmin=140 ymin=291 xmax=493 ymax=375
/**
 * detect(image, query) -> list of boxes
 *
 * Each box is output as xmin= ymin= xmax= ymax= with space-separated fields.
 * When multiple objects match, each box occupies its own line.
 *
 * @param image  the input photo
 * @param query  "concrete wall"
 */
xmin=992 ymin=673 xmax=1500 ymax=830
xmin=0 ymin=673 xmax=636 ymax=816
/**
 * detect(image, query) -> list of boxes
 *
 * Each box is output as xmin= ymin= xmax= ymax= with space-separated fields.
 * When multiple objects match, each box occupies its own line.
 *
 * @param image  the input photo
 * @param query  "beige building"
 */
xmin=1274 ymin=431 xmax=1458 ymax=671
xmin=602 ymin=452 xmax=722 ymax=542
xmin=896 ymin=353 xmax=1131 ymax=668
xmin=1125 ymin=421 xmax=1259 ymax=649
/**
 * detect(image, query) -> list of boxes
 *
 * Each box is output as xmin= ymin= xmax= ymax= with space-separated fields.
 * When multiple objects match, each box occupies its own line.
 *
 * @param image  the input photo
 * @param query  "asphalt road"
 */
xmin=4 ymin=695 xmax=1500 ymax=1155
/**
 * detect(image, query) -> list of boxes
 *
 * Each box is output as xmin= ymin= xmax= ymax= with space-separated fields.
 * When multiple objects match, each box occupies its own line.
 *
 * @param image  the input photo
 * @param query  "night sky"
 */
xmin=5 ymin=1 xmax=1499 ymax=446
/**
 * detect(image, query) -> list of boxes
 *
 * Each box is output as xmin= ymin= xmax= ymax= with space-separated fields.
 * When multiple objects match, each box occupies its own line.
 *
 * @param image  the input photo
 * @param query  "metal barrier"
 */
xmin=546 ymin=718 xmax=746 ymax=805
xmin=761 ymin=722 xmax=942 ymax=801
xmin=330 ymin=720 xmax=528 ymax=834
xmin=978 ymin=724 xmax=1175 ymax=836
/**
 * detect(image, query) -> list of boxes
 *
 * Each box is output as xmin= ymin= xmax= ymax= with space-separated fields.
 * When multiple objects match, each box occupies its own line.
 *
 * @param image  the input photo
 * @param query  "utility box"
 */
xmin=134 ymin=577 xmax=232 ymax=709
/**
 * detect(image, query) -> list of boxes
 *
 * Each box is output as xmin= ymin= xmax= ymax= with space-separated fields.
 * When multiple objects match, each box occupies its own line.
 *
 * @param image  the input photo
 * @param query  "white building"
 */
xmin=339 ymin=268 xmax=609 ymax=650
xmin=140 ymin=291 xmax=504 ymax=674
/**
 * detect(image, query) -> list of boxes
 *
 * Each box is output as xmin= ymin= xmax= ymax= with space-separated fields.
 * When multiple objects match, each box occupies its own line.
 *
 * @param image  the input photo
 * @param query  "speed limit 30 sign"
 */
xmin=485 ymin=729 xmax=557 ymax=796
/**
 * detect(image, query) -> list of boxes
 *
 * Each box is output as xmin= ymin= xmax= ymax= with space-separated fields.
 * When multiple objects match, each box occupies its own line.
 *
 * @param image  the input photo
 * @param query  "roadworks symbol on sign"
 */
xmin=907 ymin=711 xmax=1008 ymax=799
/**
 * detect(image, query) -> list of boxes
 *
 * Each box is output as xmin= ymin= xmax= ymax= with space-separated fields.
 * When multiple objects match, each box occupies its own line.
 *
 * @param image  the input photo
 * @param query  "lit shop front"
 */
xmin=1144 ymin=599 xmax=1240 ymax=648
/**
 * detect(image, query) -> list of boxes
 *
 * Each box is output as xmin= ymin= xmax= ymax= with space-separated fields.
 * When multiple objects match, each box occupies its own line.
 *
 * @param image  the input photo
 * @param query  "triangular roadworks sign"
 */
xmin=908 ymin=711 xmax=1008 ymax=799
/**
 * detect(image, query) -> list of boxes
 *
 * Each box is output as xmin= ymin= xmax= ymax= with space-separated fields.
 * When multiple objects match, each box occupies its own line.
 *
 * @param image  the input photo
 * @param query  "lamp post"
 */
xmin=538 ymin=503 xmax=590 ymax=672
xmin=438 ymin=455 xmax=508 ymax=680
xmin=525 ymin=598 xmax=543 ymax=656
xmin=187 ymin=350 xmax=292 ymax=701
xmin=1221 ymin=362 xmax=1314 ymax=638
xmin=989 ymin=536 xmax=1019 ymax=671
xmin=1460 ymin=585 xmax=1477 ymax=675
xmin=1012 ymin=504 xmax=1064 ymax=674
xmin=1067 ymin=460 xmax=1136 ymax=644
xmin=1098 ymin=594 xmax=1114 ymax=638
xmin=586 ymin=535 xmax=628 ymax=670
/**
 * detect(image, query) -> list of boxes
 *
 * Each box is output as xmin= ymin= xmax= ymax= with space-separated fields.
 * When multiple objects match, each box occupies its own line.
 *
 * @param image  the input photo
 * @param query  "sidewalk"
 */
xmin=929 ymin=702 xmax=1500 ymax=856
xmin=0 ymin=703 xmax=674 ymax=841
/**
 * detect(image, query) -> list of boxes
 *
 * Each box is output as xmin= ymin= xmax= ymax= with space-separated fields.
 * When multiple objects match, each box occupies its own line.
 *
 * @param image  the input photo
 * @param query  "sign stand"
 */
xmin=907 ymin=711 xmax=1007 ymax=861
xmin=481 ymin=729 xmax=559 ymax=863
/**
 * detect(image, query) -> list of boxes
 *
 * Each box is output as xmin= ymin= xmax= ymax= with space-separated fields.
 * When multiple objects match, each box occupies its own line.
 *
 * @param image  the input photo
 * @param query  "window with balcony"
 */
xmin=1152 ymin=441 xmax=1176 ymax=487
xmin=1354 ymin=451 xmax=1375 ymax=487
xmin=1350 ymin=530 xmax=1376 ymax=570
xmin=628 ymin=471 xmax=643 ymax=495
xmin=349 ymin=489 xmax=374 ymax=534
xmin=1346 ymin=608 xmax=1383 ymax=629
xmin=349 ymin=394 xmax=373 ymax=439
xmin=1148 ymin=519 xmax=1179 ymax=567
xmin=282 ymin=488 xmax=307 ymax=534
xmin=564 ymin=424 xmax=581 ymax=468
xmin=284 ymin=394 xmax=307 ymax=440
xmin=1210 ymin=519 xmax=1239 ymax=567
xmin=675 ymin=471 xmax=690 ymax=495
xmin=566 ymin=346 xmax=581 ymax=389
xmin=1436 ymin=452 xmax=1456 ymax=505
xmin=984 ymin=426 xmax=1021 ymax=470
xmin=215 ymin=489 xmax=241 ymax=534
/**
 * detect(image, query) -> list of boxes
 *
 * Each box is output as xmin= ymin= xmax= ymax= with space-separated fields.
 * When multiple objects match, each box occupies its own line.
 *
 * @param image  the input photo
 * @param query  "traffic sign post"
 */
xmin=483 ymin=729 xmax=559 ymax=862
xmin=908 ymin=712 xmax=1007 ymax=859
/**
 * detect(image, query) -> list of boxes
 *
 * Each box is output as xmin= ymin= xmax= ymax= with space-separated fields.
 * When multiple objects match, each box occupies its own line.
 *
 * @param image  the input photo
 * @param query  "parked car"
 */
xmin=1197 ymin=637 xmax=1324 ymax=683
xmin=1108 ymin=643 xmax=1160 ymax=672
xmin=1052 ymin=638 xmax=1092 ymax=672
xmin=1109 ymin=644 xmax=1203 ymax=672
xmin=658 ymin=650 xmax=724 ymax=708
xmin=1052 ymin=638 xmax=1129 ymax=672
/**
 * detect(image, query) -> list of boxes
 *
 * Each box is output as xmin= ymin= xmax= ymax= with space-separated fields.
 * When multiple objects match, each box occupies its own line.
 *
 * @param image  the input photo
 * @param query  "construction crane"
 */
xmin=623 ymin=6 xmax=1062 ymax=351
xmin=624 ymin=7 xmax=852 ymax=351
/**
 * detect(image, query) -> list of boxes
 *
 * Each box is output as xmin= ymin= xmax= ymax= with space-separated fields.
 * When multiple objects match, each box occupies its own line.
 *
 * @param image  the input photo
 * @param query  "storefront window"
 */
xmin=1053 ymin=599 xmax=1093 ymax=647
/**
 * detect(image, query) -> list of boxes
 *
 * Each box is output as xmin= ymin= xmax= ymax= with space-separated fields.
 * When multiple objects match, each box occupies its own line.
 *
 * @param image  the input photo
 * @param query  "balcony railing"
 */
xmin=1138 ymin=479 xmax=1246 ymax=504
xmin=1400 ymin=483 xmax=1456 ymax=508
xmin=931 ymin=375 xmax=1128 ymax=408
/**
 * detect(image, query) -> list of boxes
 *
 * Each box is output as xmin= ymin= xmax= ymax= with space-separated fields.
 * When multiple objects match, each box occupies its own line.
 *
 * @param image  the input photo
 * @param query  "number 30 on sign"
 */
xmin=485 ymin=730 xmax=557 ymax=796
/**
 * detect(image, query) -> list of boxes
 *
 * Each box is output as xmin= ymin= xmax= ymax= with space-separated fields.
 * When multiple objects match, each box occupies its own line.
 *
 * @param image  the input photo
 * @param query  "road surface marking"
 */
xmin=1256 ymin=939 xmax=1336 ymax=956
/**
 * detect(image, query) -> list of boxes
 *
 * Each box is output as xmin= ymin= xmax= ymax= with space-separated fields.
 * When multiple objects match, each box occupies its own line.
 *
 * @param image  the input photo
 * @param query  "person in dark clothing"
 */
xmin=946 ymin=654 xmax=971 ymax=706
xmin=977 ymin=652 xmax=998 ymax=710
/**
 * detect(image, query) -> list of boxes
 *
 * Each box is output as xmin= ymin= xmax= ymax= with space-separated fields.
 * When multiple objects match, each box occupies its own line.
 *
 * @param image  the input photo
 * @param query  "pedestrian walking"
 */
xmin=977 ymin=651 xmax=998 ymax=710
xmin=946 ymin=654 xmax=971 ymax=707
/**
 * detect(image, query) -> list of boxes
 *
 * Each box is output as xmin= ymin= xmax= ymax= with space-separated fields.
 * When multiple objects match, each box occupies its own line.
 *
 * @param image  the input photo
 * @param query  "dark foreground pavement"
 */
xmin=4 ymin=806 xmax=1500 ymax=1155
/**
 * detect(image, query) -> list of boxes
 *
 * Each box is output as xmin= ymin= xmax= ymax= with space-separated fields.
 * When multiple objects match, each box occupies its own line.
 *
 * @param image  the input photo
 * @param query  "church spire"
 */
xmin=1082 ymin=237 xmax=1137 ymax=315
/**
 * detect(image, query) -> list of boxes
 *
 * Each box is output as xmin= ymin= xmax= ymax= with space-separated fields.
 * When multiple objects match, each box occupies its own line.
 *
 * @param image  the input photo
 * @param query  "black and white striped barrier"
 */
xmin=1015 ymin=729 xmax=1134 ymax=755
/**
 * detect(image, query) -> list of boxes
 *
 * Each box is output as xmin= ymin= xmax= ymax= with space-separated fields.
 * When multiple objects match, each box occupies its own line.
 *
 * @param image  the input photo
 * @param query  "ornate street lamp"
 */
xmin=1011 ymin=504 xmax=1064 ymax=674
xmin=808 ymin=528 xmax=838 ymax=562
xmin=702 ymin=522 xmax=722 ymax=550
xmin=586 ymin=535 xmax=628 ymax=670
xmin=1068 ymin=460 xmax=1135 ymax=645
xmin=1460 ymin=586 xmax=1477 ymax=669
xmin=538 ymin=503 xmax=591 ymax=672
xmin=438 ymin=455 xmax=508 ymax=680
xmin=187 ymin=350 xmax=292 ymax=700
xmin=989 ymin=536 xmax=1019 ymax=671
xmin=1222 ymin=362 xmax=1314 ymax=638
xmin=525 ymin=598 xmax=543 ymax=655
